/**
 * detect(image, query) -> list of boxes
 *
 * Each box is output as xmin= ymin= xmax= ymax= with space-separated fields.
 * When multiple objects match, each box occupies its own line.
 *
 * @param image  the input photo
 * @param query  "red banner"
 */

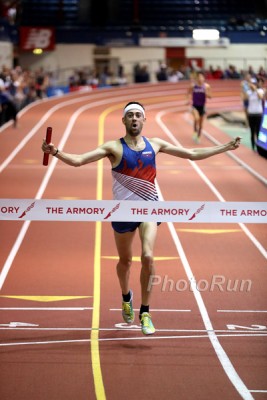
xmin=20 ymin=27 xmax=55 ymax=51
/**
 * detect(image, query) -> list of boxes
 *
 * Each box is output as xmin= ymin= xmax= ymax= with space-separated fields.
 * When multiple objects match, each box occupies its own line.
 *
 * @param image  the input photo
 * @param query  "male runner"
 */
xmin=187 ymin=72 xmax=211 ymax=143
xmin=42 ymin=101 xmax=240 ymax=335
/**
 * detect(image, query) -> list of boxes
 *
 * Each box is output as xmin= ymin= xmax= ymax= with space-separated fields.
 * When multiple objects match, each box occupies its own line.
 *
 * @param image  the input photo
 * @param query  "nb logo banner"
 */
xmin=20 ymin=27 xmax=55 ymax=50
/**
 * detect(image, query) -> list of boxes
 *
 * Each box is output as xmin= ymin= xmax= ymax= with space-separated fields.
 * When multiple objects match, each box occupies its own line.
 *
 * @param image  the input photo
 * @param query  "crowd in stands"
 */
xmin=1 ymin=62 xmax=266 ymax=128
xmin=153 ymin=62 xmax=267 ymax=83
xmin=68 ymin=65 xmax=128 ymax=89
xmin=0 ymin=65 xmax=51 ymax=127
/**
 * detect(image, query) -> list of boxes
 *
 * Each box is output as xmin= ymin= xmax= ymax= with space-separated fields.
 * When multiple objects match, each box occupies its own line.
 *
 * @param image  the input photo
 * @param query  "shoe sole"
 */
xmin=141 ymin=329 xmax=156 ymax=335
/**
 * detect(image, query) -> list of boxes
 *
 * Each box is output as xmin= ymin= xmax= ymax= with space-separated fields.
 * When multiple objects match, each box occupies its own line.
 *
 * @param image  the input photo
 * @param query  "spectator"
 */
xmin=134 ymin=64 xmax=150 ymax=83
xmin=156 ymin=63 xmax=168 ymax=81
xmin=244 ymin=77 xmax=266 ymax=151
xmin=99 ymin=66 xmax=111 ymax=87
xmin=0 ymin=78 xmax=17 ymax=127
xmin=248 ymin=65 xmax=256 ymax=78
xmin=258 ymin=66 xmax=267 ymax=79
xmin=167 ymin=68 xmax=184 ymax=82
xmin=180 ymin=65 xmax=191 ymax=80
xmin=206 ymin=65 xmax=215 ymax=80
xmin=225 ymin=65 xmax=240 ymax=79
xmin=35 ymin=67 xmax=49 ymax=98
xmin=213 ymin=66 xmax=224 ymax=80
xmin=168 ymin=70 xmax=179 ymax=83
xmin=240 ymin=73 xmax=252 ymax=127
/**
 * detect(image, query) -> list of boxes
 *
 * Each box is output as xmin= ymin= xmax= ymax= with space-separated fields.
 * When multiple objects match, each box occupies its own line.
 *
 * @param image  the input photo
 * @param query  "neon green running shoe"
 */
xmin=192 ymin=132 xmax=200 ymax=144
xmin=140 ymin=312 xmax=155 ymax=335
xmin=122 ymin=290 xmax=135 ymax=324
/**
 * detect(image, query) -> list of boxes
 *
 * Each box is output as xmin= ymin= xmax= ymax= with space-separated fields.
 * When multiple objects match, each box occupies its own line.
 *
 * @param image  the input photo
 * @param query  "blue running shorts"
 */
xmin=112 ymin=221 xmax=160 ymax=233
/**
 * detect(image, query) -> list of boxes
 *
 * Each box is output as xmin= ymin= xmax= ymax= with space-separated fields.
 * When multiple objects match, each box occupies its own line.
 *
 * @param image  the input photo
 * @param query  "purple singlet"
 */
xmin=192 ymin=84 xmax=206 ymax=107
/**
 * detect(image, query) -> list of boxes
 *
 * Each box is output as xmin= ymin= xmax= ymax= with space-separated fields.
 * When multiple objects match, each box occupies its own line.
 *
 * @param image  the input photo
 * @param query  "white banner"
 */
xmin=0 ymin=200 xmax=266 ymax=223
xmin=139 ymin=37 xmax=230 ymax=48
xmin=0 ymin=42 xmax=13 ymax=69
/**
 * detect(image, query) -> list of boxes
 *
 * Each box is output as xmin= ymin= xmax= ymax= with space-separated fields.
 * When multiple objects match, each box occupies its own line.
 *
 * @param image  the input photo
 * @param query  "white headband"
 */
xmin=123 ymin=104 xmax=145 ymax=117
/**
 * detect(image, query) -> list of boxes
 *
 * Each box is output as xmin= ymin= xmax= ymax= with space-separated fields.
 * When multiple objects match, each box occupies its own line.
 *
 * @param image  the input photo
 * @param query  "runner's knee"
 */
xmin=118 ymin=256 xmax=132 ymax=269
xmin=141 ymin=253 xmax=154 ymax=268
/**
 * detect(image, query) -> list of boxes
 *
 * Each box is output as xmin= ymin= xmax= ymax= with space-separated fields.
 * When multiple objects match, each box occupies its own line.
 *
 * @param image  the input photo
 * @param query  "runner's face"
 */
xmin=122 ymin=110 xmax=145 ymax=136
xmin=197 ymin=74 xmax=205 ymax=84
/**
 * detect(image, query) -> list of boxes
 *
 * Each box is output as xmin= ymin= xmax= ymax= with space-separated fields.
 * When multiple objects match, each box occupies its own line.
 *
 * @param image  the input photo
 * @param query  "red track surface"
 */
xmin=0 ymin=81 xmax=266 ymax=400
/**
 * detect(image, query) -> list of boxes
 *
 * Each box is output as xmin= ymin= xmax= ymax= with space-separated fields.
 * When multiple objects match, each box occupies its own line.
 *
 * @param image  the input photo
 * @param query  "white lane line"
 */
xmin=0 ymin=307 xmax=93 ymax=311
xmin=0 ymin=327 xmax=266 ymax=333
xmin=0 ymin=327 xmax=99 ymax=331
xmin=0 ymin=220 xmax=31 ymax=290
xmin=157 ymin=108 xmax=267 ymax=260
xmin=250 ymin=390 xmax=267 ymax=393
xmin=218 ymin=310 xmax=267 ymax=313
xmin=109 ymin=308 xmax=191 ymax=312
xmin=156 ymin=113 xmax=255 ymax=399
xmin=0 ymin=333 xmax=267 ymax=347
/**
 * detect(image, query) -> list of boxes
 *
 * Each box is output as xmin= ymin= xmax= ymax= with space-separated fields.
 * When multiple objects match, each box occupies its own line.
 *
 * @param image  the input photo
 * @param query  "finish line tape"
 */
xmin=0 ymin=199 xmax=266 ymax=223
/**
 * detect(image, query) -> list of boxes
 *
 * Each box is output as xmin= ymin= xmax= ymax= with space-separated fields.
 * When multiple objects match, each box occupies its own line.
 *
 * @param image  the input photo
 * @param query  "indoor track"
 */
xmin=0 ymin=81 xmax=266 ymax=400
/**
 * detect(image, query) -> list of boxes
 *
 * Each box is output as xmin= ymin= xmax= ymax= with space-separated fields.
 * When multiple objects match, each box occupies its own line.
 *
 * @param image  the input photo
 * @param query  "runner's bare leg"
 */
xmin=139 ymin=222 xmax=158 ymax=305
xmin=114 ymin=230 xmax=136 ymax=295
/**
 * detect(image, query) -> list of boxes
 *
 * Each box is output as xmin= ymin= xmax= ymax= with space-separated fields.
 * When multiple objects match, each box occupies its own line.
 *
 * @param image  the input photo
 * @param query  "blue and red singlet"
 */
xmin=112 ymin=137 xmax=159 ymax=201
xmin=111 ymin=136 xmax=159 ymax=232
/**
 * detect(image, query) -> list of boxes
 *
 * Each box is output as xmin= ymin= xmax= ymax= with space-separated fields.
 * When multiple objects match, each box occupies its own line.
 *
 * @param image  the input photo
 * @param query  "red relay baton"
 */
xmin=43 ymin=127 xmax=53 ymax=166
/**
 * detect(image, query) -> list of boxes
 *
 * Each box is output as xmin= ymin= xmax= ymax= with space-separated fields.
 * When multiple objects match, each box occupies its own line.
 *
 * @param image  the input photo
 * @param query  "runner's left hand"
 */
xmin=229 ymin=137 xmax=241 ymax=150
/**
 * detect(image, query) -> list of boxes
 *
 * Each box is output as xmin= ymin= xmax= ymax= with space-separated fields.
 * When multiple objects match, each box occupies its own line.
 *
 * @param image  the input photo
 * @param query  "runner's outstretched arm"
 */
xmin=152 ymin=137 xmax=241 ymax=161
xmin=41 ymin=140 xmax=113 ymax=167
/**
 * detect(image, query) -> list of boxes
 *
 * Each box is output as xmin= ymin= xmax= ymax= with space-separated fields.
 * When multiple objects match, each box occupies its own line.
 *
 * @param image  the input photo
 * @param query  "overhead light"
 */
xmin=33 ymin=48 xmax=43 ymax=55
xmin=193 ymin=29 xmax=220 ymax=40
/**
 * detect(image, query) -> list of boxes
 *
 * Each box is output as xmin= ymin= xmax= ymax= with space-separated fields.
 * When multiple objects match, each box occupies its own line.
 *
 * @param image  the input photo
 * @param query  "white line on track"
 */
xmin=250 ymin=390 xmax=267 ymax=393
xmin=109 ymin=308 xmax=191 ymax=312
xmin=0 ymin=327 xmax=266 ymax=333
xmin=0 ymin=307 xmax=93 ymax=311
xmin=0 ymin=333 xmax=266 ymax=348
xmin=156 ymin=111 xmax=255 ymax=400
xmin=218 ymin=310 xmax=267 ymax=313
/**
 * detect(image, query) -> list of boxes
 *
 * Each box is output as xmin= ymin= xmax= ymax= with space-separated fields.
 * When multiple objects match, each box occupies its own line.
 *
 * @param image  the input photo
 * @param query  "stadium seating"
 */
xmin=1 ymin=0 xmax=266 ymax=44
xmin=18 ymin=0 xmax=261 ymax=30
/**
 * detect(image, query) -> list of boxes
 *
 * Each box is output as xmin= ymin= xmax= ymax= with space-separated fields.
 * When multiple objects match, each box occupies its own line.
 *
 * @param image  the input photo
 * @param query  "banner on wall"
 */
xmin=139 ymin=37 xmax=230 ymax=48
xmin=0 ymin=41 xmax=13 ymax=68
xmin=19 ymin=27 xmax=55 ymax=51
